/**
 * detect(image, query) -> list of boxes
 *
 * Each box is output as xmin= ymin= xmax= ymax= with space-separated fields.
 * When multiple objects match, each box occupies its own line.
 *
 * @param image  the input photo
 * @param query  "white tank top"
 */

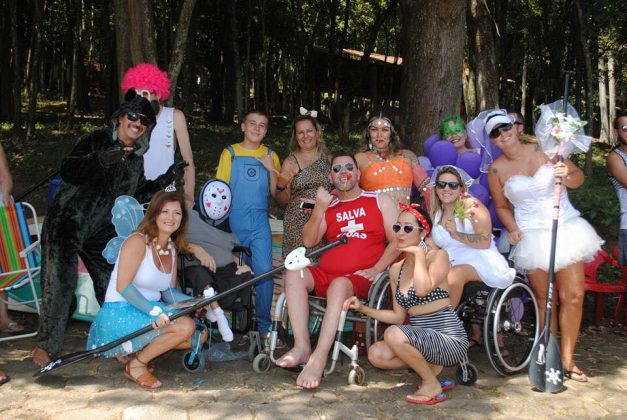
xmin=105 ymin=236 xmax=175 ymax=303
xmin=143 ymin=106 xmax=175 ymax=180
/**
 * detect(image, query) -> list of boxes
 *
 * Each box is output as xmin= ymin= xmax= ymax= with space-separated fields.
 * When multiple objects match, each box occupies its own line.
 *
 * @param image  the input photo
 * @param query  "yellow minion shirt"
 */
xmin=216 ymin=143 xmax=281 ymax=183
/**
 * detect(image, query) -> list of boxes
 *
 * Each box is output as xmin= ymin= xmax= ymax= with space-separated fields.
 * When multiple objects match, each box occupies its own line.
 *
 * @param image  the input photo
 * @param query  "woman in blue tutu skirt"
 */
xmin=87 ymin=191 xmax=206 ymax=389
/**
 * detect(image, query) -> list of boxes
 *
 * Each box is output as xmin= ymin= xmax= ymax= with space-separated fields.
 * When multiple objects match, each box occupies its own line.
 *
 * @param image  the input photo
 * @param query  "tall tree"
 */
xmin=27 ymin=0 xmax=44 ymax=139
xmin=399 ymin=0 xmax=466 ymax=151
xmin=467 ymin=0 xmax=499 ymax=110
xmin=166 ymin=0 xmax=196 ymax=105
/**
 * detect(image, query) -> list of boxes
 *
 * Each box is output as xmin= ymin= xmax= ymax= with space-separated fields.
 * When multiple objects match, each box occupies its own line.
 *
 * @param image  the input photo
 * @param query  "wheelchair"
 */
xmin=455 ymin=274 xmax=540 ymax=376
xmin=252 ymin=272 xmax=392 ymax=385
xmin=177 ymin=246 xmax=255 ymax=373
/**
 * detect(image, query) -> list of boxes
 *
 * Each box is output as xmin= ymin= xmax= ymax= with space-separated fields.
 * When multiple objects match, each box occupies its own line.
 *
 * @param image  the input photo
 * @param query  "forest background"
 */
xmin=0 ymin=0 xmax=625 ymax=244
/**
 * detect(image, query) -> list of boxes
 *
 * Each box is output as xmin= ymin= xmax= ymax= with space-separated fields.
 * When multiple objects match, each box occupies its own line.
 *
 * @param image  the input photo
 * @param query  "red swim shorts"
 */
xmin=307 ymin=266 xmax=371 ymax=299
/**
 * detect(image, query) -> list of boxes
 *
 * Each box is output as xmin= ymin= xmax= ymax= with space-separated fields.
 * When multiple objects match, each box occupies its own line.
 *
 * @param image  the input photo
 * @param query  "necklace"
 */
xmin=153 ymin=238 xmax=174 ymax=255
xmin=370 ymin=151 xmax=403 ymax=176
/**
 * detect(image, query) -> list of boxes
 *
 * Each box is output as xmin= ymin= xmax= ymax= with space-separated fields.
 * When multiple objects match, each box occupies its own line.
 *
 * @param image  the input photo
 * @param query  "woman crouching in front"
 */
xmin=87 ymin=191 xmax=206 ymax=389
xmin=343 ymin=204 xmax=468 ymax=405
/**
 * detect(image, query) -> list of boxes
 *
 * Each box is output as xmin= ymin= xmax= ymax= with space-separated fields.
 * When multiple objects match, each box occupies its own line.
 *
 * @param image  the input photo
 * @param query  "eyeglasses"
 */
xmin=127 ymin=111 xmax=150 ymax=126
xmin=621 ymin=125 xmax=627 ymax=133
xmin=392 ymin=223 xmax=421 ymax=234
xmin=134 ymin=88 xmax=154 ymax=98
xmin=435 ymin=180 xmax=461 ymax=190
xmin=489 ymin=124 xmax=514 ymax=139
xmin=332 ymin=163 xmax=355 ymax=173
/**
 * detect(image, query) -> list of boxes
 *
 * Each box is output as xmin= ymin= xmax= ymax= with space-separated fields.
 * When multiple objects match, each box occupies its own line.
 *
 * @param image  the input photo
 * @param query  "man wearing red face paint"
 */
xmin=277 ymin=151 xmax=399 ymax=389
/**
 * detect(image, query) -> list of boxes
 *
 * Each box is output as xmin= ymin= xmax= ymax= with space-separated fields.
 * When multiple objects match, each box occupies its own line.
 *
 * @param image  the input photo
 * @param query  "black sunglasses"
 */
xmin=435 ymin=180 xmax=461 ymax=190
xmin=489 ymin=124 xmax=514 ymax=139
xmin=127 ymin=111 xmax=150 ymax=127
xmin=332 ymin=163 xmax=355 ymax=173
xmin=392 ymin=223 xmax=421 ymax=234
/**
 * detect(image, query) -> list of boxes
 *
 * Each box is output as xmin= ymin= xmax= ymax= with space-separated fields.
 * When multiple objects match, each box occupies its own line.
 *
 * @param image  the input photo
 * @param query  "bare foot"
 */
xmin=116 ymin=354 xmax=131 ymax=364
xmin=32 ymin=347 xmax=51 ymax=367
xmin=276 ymin=347 xmax=310 ymax=368
xmin=411 ymin=378 xmax=442 ymax=400
xmin=296 ymin=353 xmax=326 ymax=389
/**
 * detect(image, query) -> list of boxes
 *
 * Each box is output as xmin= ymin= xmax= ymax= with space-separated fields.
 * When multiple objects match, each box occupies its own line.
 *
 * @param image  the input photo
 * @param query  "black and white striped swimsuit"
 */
xmin=395 ymin=262 xmax=469 ymax=366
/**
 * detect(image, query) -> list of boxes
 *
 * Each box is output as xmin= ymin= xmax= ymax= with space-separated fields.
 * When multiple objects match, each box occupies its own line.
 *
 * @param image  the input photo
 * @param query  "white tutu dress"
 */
xmin=504 ymin=164 xmax=603 ymax=272
xmin=431 ymin=210 xmax=515 ymax=289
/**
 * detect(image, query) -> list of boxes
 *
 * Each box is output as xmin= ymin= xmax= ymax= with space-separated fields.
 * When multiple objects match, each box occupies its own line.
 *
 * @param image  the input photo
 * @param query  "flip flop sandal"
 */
xmin=564 ymin=370 xmax=589 ymax=383
xmin=467 ymin=338 xmax=482 ymax=349
xmin=0 ymin=321 xmax=27 ymax=335
xmin=439 ymin=379 xmax=455 ymax=391
xmin=405 ymin=393 xmax=448 ymax=405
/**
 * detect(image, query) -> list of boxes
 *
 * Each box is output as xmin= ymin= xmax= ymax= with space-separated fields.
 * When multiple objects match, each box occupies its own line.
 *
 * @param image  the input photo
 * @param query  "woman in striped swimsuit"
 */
xmin=343 ymin=204 xmax=468 ymax=405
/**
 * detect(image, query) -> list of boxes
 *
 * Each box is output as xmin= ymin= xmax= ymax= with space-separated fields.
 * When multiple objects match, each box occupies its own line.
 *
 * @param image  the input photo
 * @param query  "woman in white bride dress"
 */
xmin=486 ymin=111 xmax=602 ymax=382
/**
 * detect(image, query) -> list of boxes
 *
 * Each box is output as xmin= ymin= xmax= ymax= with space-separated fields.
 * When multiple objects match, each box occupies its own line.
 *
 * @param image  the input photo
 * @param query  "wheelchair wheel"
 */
xmin=483 ymin=279 xmax=539 ymax=376
xmin=365 ymin=273 xmax=392 ymax=349
xmin=182 ymin=351 xmax=205 ymax=374
xmin=456 ymin=362 xmax=478 ymax=386
xmin=253 ymin=352 xmax=272 ymax=373
xmin=347 ymin=366 xmax=366 ymax=386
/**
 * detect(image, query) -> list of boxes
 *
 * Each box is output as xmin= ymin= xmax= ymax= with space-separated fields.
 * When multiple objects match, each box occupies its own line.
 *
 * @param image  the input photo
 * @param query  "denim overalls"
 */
xmin=226 ymin=145 xmax=273 ymax=333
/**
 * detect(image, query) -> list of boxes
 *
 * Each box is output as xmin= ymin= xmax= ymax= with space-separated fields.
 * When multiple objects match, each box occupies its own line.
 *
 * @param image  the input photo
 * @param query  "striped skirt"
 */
xmin=396 ymin=305 xmax=469 ymax=366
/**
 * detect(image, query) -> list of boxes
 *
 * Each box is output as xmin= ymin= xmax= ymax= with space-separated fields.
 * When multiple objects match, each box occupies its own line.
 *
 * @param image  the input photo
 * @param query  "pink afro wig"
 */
xmin=121 ymin=63 xmax=171 ymax=100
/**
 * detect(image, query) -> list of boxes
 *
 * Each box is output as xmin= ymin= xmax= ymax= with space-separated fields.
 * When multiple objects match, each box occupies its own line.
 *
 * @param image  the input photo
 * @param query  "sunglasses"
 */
xmin=127 ymin=111 xmax=150 ymax=127
xmin=621 ymin=125 xmax=627 ymax=133
xmin=332 ymin=163 xmax=355 ymax=173
xmin=435 ymin=180 xmax=461 ymax=190
xmin=134 ymin=88 xmax=155 ymax=98
xmin=489 ymin=124 xmax=514 ymax=139
xmin=392 ymin=223 xmax=421 ymax=234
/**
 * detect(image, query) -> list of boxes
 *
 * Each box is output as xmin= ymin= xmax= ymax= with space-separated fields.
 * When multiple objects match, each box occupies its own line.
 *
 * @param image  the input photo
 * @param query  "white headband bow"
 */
xmin=299 ymin=107 xmax=318 ymax=118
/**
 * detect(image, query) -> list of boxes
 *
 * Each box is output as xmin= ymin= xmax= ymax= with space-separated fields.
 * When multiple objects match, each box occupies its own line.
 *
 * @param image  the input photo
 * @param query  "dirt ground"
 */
xmin=1 ymin=310 xmax=626 ymax=420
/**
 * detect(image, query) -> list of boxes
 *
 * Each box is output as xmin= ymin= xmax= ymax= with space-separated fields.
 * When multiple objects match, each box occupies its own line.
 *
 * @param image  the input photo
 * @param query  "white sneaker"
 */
xmin=213 ymin=307 xmax=234 ymax=342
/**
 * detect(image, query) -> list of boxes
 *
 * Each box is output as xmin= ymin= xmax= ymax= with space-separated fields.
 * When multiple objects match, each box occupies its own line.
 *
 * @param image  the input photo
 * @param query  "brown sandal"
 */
xmin=123 ymin=355 xmax=162 ymax=389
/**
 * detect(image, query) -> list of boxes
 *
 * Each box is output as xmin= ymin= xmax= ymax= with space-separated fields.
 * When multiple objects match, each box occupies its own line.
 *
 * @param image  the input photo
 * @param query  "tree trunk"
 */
xmin=468 ymin=0 xmax=499 ymax=110
xmin=66 ymin=0 xmax=81 ymax=130
xmin=114 ymin=0 xmax=159 ymax=96
xmin=598 ymin=53 xmax=608 ymax=143
xmin=520 ymin=52 xmax=528 ymax=124
xmin=462 ymin=57 xmax=477 ymax=118
xmin=230 ymin=0 xmax=244 ymax=121
xmin=9 ymin=0 xmax=23 ymax=136
xmin=574 ymin=0 xmax=594 ymax=176
xmin=608 ymin=52 xmax=617 ymax=145
xmin=0 ymin=2 xmax=11 ymax=121
xmin=27 ymin=0 xmax=43 ymax=139
xmin=127 ymin=0 xmax=156 ymax=65
xmin=166 ymin=0 xmax=196 ymax=106
xmin=399 ymin=0 xmax=466 ymax=152
xmin=114 ymin=0 xmax=132 ymax=94
xmin=260 ymin=0 xmax=269 ymax=113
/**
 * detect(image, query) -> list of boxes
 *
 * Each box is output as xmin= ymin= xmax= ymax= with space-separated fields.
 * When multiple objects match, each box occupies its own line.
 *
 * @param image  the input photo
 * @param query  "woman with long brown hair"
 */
xmin=87 ymin=191 xmax=206 ymax=389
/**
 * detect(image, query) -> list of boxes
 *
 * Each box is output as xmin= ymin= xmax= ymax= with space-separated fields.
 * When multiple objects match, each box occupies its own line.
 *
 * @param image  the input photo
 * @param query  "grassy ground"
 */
xmin=0 ymin=101 xmax=620 ymax=249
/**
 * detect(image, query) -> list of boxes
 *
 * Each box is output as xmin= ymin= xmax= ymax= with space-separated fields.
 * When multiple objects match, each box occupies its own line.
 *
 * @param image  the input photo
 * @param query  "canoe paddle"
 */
xmin=528 ymin=71 xmax=575 ymax=393
xmin=35 ymin=235 xmax=348 ymax=377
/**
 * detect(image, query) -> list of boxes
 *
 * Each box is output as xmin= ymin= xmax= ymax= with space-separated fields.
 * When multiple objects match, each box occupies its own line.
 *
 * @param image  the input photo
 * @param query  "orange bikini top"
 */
xmin=360 ymin=154 xmax=413 ymax=192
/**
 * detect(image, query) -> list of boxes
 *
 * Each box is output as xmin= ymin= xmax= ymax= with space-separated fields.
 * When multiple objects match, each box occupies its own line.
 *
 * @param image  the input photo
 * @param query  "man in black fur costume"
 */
xmin=32 ymin=91 xmax=186 ymax=366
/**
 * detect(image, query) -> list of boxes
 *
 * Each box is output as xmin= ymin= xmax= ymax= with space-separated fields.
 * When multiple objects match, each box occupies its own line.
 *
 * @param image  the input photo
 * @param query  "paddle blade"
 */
xmin=528 ymin=332 xmax=564 ymax=393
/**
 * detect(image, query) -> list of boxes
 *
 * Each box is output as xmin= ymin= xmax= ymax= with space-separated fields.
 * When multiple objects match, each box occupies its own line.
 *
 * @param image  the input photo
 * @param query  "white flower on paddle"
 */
xmin=534 ymin=100 xmax=592 ymax=159
xmin=549 ymin=112 xmax=587 ymax=143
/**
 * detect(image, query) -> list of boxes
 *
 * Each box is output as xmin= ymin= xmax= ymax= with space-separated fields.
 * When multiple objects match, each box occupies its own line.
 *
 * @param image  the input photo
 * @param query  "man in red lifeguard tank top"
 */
xmin=277 ymin=151 xmax=399 ymax=389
